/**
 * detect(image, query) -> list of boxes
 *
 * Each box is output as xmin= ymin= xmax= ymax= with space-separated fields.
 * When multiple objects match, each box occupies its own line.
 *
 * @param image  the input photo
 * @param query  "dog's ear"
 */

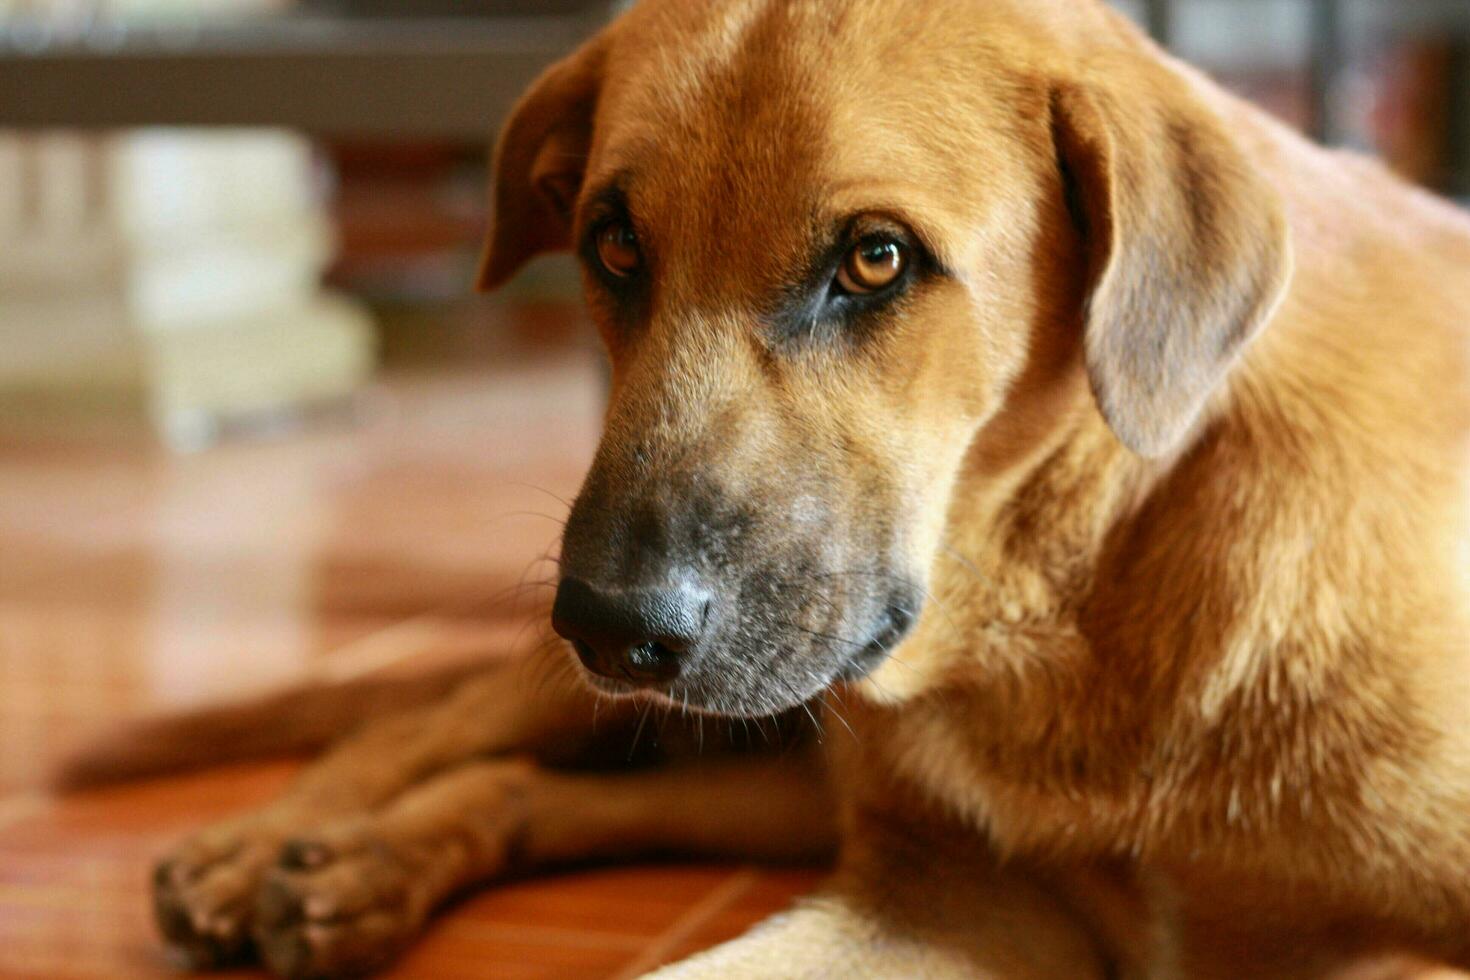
xmin=1050 ymin=68 xmax=1292 ymax=457
xmin=477 ymin=36 xmax=608 ymax=291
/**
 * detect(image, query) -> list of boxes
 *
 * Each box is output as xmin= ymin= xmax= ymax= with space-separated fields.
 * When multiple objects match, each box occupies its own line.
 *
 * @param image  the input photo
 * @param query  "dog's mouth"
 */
xmin=564 ymin=592 xmax=920 ymax=718
xmin=835 ymin=603 xmax=917 ymax=682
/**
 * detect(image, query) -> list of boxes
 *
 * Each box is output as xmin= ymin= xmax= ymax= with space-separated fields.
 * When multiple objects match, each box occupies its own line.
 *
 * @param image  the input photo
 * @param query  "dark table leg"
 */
xmin=1143 ymin=0 xmax=1174 ymax=48
xmin=1308 ymin=0 xmax=1346 ymax=143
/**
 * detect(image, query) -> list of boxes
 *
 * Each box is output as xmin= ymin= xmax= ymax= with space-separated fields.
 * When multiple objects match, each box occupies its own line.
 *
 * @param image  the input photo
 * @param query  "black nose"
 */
xmin=551 ymin=577 xmax=710 ymax=685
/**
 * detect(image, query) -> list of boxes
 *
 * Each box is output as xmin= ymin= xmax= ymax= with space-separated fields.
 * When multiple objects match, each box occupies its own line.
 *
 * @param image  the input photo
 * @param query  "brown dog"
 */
xmin=138 ymin=0 xmax=1470 ymax=976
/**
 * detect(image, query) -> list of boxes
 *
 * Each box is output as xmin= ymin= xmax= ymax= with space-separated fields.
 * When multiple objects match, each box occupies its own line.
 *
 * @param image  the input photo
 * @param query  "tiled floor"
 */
xmin=0 ymin=304 xmax=819 ymax=978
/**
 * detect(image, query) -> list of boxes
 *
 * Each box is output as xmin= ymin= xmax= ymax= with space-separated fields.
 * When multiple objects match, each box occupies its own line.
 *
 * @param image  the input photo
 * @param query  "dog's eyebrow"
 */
xmin=579 ymin=180 xmax=632 ymax=226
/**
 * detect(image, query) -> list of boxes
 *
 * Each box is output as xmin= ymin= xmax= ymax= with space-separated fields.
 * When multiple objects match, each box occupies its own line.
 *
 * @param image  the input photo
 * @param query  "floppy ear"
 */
xmin=477 ymin=36 xmax=608 ymax=291
xmin=1050 ymin=68 xmax=1292 ymax=457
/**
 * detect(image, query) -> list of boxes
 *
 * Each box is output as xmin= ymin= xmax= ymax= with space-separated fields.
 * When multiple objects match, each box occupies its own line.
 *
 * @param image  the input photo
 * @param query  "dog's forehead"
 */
xmin=585 ymin=0 xmax=1050 ymax=296
xmin=605 ymin=0 xmax=834 ymax=116
xmin=590 ymin=2 xmax=837 ymax=281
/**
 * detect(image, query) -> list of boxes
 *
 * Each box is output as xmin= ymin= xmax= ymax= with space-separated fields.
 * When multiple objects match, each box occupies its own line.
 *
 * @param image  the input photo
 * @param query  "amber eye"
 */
xmin=595 ymin=221 xmax=641 ymax=278
xmin=836 ymin=238 xmax=907 ymax=295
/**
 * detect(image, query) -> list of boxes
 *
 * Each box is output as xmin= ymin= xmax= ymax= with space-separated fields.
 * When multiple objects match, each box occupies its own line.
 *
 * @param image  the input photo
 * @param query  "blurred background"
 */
xmin=0 ymin=1 xmax=1467 ymax=977
xmin=2 ymin=0 xmax=1468 ymax=450
xmin=0 ymin=0 xmax=611 ymax=451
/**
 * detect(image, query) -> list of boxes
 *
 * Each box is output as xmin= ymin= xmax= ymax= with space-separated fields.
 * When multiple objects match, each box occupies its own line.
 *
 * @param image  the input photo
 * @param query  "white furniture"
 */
xmin=0 ymin=127 xmax=374 ymax=449
xmin=0 ymin=1 xmax=609 ymax=447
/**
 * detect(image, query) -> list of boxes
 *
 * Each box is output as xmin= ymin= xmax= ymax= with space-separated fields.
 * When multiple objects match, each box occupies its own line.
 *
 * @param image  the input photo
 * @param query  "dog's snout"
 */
xmin=552 ymin=577 xmax=711 ymax=686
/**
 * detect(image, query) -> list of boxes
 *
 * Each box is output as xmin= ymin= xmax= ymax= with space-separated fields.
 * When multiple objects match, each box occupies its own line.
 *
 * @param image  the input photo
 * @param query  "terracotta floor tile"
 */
xmin=630 ymin=869 xmax=824 ymax=974
xmin=453 ymin=865 xmax=751 ymax=939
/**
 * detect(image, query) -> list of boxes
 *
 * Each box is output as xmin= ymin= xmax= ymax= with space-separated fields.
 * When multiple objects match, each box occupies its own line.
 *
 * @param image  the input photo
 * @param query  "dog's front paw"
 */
xmin=252 ymin=822 xmax=431 ymax=979
xmin=153 ymin=814 xmax=294 ymax=968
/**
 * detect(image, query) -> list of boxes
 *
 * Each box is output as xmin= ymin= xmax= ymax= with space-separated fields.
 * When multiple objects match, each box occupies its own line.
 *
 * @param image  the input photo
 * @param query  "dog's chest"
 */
xmin=872 ymin=679 xmax=1158 ymax=859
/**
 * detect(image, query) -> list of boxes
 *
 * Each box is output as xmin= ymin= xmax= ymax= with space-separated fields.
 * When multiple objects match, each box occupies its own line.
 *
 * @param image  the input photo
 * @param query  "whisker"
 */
xmin=799 ymin=699 xmax=825 ymax=743
xmin=503 ymin=481 xmax=576 ymax=511
xmin=822 ymin=691 xmax=859 ymax=740
xmin=628 ymin=699 xmax=654 ymax=761
xmin=488 ymin=510 xmax=570 ymax=529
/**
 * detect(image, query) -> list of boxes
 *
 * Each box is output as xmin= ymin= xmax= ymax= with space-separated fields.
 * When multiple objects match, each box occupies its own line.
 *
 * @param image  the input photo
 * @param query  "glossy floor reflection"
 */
xmin=0 ymin=306 xmax=818 ymax=978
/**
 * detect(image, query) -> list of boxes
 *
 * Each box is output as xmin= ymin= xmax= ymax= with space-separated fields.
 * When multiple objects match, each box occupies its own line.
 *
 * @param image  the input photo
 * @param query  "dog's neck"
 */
xmin=858 ymin=358 xmax=1159 ymax=706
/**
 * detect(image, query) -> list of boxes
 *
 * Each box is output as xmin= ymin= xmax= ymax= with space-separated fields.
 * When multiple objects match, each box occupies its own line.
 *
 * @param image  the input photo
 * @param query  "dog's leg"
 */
xmin=244 ymin=751 xmax=834 ymax=978
xmin=152 ymin=650 xmax=615 ymax=968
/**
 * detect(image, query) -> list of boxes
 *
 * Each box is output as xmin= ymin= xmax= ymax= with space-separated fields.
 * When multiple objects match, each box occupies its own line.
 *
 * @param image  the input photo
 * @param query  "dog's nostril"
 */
xmin=625 ymin=641 xmax=682 ymax=683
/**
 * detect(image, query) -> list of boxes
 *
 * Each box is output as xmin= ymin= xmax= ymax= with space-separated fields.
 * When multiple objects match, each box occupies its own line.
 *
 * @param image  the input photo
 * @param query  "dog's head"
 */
xmin=480 ymin=0 xmax=1290 ymax=716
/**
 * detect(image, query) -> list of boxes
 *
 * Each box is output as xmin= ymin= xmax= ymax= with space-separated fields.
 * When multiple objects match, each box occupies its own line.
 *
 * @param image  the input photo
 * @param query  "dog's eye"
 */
xmin=595 ymin=221 xmax=642 ymax=278
xmin=836 ymin=238 xmax=908 ymax=295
